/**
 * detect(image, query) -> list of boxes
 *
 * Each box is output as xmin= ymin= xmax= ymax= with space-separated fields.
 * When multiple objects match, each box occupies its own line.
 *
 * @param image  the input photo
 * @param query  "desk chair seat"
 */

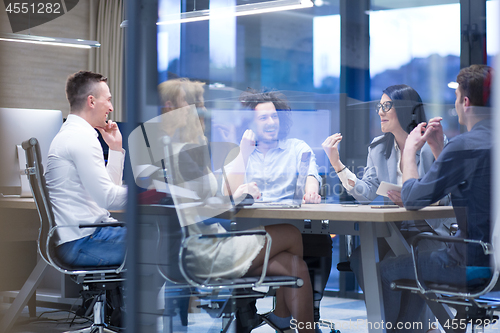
xmin=391 ymin=233 xmax=500 ymax=333
xmin=22 ymin=137 xmax=126 ymax=333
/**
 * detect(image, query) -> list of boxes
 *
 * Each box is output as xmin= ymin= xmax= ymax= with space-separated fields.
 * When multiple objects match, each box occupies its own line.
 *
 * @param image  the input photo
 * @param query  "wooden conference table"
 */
xmin=0 ymin=198 xmax=456 ymax=333
xmin=235 ymin=203 xmax=456 ymax=333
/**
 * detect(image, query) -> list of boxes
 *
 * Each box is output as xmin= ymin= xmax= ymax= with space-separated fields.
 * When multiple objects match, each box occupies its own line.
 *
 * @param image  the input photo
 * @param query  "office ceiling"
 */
xmin=177 ymin=0 xmax=461 ymax=17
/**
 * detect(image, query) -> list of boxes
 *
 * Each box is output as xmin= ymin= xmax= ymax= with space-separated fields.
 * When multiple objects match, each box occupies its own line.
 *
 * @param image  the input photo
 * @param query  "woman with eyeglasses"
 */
xmin=322 ymin=84 xmax=453 ymax=333
xmin=322 ymin=84 xmax=435 ymax=206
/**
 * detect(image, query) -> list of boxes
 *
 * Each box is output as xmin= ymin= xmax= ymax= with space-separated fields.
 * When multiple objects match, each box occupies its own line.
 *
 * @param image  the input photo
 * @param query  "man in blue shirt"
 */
xmin=225 ymin=90 xmax=322 ymax=203
xmin=380 ymin=64 xmax=493 ymax=332
xmin=225 ymin=90 xmax=330 ymax=331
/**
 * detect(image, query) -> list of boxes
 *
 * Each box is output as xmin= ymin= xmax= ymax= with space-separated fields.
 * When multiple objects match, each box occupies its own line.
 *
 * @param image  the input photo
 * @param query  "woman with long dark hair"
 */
xmin=323 ymin=84 xmax=431 ymax=205
xmin=322 ymin=84 xmax=453 ymax=332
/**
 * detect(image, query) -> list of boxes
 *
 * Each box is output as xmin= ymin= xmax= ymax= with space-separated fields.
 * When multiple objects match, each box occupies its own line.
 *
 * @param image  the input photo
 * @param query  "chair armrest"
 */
xmin=410 ymin=233 xmax=496 ymax=298
xmin=79 ymin=222 xmax=126 ymax=229
xmin=411 ymin=233 xmax=493 ymax=255
xmin=194 ymin=230 xmax=267 ymax=239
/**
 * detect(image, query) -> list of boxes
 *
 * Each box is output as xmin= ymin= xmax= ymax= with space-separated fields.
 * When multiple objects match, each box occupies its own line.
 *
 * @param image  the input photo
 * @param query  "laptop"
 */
xmin=225 ymin=151 xmax=311 ymax=209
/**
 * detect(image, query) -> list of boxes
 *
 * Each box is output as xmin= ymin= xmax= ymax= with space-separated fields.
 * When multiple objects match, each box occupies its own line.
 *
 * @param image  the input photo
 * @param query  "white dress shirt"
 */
xmin=45 ymin=114 xmax=127 ymax=246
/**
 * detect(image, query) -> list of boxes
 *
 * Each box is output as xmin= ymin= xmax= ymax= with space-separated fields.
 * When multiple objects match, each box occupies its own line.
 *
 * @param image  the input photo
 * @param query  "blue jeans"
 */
xmin=380 ymin=248 xmax=466 ymax=332
xmin=56 ymin=226 xmax=127 ymax=267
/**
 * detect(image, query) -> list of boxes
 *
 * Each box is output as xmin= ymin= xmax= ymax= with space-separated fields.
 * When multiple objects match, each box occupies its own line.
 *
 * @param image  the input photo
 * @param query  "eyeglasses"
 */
xmin=375 ymin=101 xmax=394 ymax=113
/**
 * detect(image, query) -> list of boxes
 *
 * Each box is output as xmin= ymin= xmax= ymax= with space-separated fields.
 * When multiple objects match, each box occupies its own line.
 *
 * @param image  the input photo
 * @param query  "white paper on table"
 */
xmin=376 ymin=181 xmax=402 ymax=197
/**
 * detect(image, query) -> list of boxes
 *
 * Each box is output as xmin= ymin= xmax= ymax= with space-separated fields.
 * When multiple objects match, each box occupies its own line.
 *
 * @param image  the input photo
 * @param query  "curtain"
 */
xmin=89 ymin=0 xmax=124 ymax=122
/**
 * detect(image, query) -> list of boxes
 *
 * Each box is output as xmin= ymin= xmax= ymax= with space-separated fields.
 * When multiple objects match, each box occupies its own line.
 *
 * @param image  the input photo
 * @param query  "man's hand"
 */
xmin=240 ymin=129 xmax=256 ymax=160
xmin=421 ymin=117 xmax=444 ymax=159
xmin=96 ymin=120 xmax=122 ymax=151
xmin=322 ymin=133 xmax=343 ymax=171
xmin=303 ymin=191 xmax=322 ymax=204
xmin=387 ymin=190 xmax=403 ymax=207
xmin=402 ymin=122 xmax=427 ymax=183
xmin=233 ymin=182 xmax=261 ymax=200
xmin=303 ymin=176 xmax=321 ymax=204
xmin=405 ymin=122 xmax=427 ymax=155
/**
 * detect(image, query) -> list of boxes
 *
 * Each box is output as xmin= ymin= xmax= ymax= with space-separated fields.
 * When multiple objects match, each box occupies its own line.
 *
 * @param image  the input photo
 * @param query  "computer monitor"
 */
xmin=0 ymin=108 xmax=63 ymax=197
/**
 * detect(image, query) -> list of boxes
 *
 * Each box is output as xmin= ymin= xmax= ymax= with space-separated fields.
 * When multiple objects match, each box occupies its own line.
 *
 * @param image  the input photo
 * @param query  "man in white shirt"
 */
xmin=45 ymin=70 xmax=127 ymax=267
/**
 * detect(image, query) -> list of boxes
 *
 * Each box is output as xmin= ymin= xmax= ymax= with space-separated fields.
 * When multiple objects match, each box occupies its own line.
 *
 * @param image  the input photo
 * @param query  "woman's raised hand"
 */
xmin=322 ymin=133 xmax=344 ymax=171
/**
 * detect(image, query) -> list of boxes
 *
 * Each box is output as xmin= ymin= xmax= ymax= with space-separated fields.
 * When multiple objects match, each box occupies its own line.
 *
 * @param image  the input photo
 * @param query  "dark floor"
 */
xmin=1 ymin=296 xmax=365 ymax=333
xmin=4 ymin=295 xmax=500 ymax=333
xmin=2 ymin=307 xmax=93 ymax=333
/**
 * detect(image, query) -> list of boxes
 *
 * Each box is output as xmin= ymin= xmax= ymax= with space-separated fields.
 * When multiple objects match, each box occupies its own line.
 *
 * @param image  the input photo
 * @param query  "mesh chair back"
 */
xmin=161 ymin=134 xmax=236 ymax=286
xmin=23 ymin=137 xmax=126 ymax=275
xmin=155 ymin=205 xmax=187 ymax=283
xmin=160 ymin=137 xmax=199 ymax=284
xmin=22 ymin=137 xmax=57 ymax=265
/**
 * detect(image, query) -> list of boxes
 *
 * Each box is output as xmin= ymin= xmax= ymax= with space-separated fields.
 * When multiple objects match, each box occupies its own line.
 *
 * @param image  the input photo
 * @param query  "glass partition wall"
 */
xmin=157 ymin=0 xmax=345 ymax=296
xmin=124 ymin=0 xmax=497 ymax=331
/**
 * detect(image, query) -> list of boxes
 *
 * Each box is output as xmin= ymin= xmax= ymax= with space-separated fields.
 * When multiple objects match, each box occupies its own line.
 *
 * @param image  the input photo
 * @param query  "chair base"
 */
xmin=63 ymin=325 xmax=119 ymax=333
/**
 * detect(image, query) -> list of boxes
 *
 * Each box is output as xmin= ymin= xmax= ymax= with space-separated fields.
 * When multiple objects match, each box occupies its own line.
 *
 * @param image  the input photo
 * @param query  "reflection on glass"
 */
xmin=158 ymin=0 xmax=181 ymax=81
xmin=313 ymin=15 xmax=340 ymax=91
xmin=369 ymin=4 xmax=460 ymax=77
xmin=210 ymin=0 xmax=237 ymax=82
xmin=487 ymin=0 xmax=499 ymax=64
xmin=369 ymin=3 xmax=461 ymax=140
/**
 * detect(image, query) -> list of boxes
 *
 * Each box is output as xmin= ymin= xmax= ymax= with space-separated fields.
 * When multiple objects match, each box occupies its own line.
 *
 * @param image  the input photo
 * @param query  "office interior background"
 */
xmin=1 ymin=0 xmax=500 ymax=332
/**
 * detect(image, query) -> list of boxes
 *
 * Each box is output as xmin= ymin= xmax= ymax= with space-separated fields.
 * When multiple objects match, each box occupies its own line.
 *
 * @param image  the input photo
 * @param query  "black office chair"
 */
xmin=391 ymin=233 xmax=500 ymax=333
xmin=22 ymin=137 xmax=126 ymax=333
xmin=151 ymin=135 xmax=306 ymax=333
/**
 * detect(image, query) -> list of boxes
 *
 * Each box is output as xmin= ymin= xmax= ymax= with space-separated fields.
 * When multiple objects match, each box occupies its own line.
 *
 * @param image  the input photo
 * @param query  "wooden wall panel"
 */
xmin=0 ymin=1 xmax=91 ymax=118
